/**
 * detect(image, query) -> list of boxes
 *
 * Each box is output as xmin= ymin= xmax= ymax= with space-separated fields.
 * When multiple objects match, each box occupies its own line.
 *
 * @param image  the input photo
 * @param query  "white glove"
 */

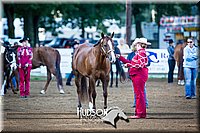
xmin=115 ymin=54 xmax=120 ymax=58
xmin=124 ymin=64 xmax=128 ymax=68
xmin=25 ymin=63 xmax=29 ymax=67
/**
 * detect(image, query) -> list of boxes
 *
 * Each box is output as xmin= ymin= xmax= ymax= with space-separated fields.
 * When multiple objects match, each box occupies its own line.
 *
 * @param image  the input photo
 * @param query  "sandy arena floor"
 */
xmin=1 ymin=78 xmax=199 ymax=132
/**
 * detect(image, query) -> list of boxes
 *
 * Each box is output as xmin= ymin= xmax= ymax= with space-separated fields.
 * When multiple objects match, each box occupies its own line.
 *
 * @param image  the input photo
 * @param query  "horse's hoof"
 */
xmin=59 ymin=90 xmax=65 ymax=94
xmin=40 ymin=90 xmax=46 ymax=94
xmin=13 ymin=92 xmax=17 ymax=94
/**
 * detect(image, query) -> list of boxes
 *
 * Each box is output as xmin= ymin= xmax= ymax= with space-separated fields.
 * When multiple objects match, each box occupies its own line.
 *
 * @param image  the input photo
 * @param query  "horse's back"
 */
xmin=32 ymin=47 xmax=60 ymax=69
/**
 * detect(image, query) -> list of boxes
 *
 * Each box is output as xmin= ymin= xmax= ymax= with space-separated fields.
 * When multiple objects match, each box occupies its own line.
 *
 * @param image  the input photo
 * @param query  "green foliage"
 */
xmin=3 ymin=3 xmax=198 ymax=41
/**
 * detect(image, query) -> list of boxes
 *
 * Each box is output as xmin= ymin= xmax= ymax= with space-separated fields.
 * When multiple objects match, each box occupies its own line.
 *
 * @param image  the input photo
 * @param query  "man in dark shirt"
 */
xmin=66 ymin=39 xmax=79 ymax=86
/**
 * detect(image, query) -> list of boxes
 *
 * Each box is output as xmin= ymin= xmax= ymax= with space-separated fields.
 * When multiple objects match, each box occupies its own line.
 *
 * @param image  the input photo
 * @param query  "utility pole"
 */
xmin=126 ymin=0 xmax=132 ymax=47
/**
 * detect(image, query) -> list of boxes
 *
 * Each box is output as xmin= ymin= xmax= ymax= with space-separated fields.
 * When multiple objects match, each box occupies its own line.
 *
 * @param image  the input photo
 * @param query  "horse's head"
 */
xmin=96 ymin=32 xmax=116 ymax=63
xmin=4 ymin=47 xmax=17 ymax=71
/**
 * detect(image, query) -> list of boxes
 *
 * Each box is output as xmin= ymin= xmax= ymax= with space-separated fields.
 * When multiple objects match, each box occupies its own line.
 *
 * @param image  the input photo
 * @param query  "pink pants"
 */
xmin=131 ymin=68 xmax=148 ymax=118
xmin=19 ymin=67 xmax=31 ymax=96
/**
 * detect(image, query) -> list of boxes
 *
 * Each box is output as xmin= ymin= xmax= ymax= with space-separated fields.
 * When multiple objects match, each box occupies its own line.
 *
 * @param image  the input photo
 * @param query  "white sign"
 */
xmin=146 ymin=49 xmax=178 ymax=73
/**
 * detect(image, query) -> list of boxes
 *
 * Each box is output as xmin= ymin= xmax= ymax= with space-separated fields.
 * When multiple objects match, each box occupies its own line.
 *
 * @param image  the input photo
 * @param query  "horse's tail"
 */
xmin=80 ymin=76 xmax=88 ymax=103
xmin=55 ymin=50 xmax=63 ymax=87
xmin=116 ymin=60 xmax=127 ymax=83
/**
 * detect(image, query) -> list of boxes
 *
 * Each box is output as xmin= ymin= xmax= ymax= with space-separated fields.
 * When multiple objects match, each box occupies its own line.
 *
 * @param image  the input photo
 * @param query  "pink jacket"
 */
xmin=119 ymin=48 xmax=148 ymax=77
xmin=17 ymin=46 xmax=33 ymax=68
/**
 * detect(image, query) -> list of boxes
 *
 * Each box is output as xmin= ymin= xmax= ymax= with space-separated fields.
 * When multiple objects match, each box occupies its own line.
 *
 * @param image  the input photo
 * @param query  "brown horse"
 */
xmin=32 ymin=47 xmax=64 ymax=94
xmin=174 ymin=42 xmax=187 ymax=85
xmin=7 ymin=46 xmax=64 ymax=94
xmin=72 ymin=32 xmax=116 ymax=111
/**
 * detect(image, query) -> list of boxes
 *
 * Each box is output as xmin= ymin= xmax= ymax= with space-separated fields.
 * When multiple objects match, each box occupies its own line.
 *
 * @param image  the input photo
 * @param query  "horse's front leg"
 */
xmin=89 ymin=77 xmax=96 ymax=110
xmin=9 ymin=71 xmax=17 ymax=94
xmin=102 ymin=75 xmax=109 ymax=109
xmin=14 ymin=70 xmax=19 ymax=91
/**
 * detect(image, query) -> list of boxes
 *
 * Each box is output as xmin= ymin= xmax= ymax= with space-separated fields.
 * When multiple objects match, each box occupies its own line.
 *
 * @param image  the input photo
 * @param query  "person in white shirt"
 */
xmin=117 ymin=38 xmax=130 ymax=51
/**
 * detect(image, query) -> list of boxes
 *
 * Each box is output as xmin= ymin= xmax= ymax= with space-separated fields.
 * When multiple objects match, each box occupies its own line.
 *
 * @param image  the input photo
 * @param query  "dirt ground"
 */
xmin=1 ymin=77 xmax=199 ymax=132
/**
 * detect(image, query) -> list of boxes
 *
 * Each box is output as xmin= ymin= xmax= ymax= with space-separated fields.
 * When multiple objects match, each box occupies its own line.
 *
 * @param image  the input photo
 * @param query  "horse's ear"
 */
xmin=110 ymin=32 xmax=114 ymax=38
xmin=101 ymin=33 xmax=104 ymax=38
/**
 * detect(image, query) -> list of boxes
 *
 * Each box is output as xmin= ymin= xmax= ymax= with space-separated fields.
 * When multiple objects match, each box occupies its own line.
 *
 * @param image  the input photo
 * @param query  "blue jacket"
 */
xmin=167 ymin=45 xmax=175 ymax=60
xmin=127 ymin=51 xmax=135 ymax=61
xmin=183 ymin=45 xmax=198 ymax=68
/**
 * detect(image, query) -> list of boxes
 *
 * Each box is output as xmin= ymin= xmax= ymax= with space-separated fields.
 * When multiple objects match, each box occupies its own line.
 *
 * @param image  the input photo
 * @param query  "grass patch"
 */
xmin=30 ymin=76 xmax=47 ymax=81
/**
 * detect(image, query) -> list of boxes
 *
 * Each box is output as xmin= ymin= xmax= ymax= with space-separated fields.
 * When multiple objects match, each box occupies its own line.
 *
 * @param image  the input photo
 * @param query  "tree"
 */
xmin=60 ymin=3 xmax=124 ymax=37
xmin=3 ymin=4 xmax=15 ymax=38
xmin=4 ymin=3 xmax=124 ymax=45
xmin=132 ymin=3 xmax=150 ymax=38
xmin=13 ymin=4 xmax=56 ymax=47
xmin=126 ymin=1 xmax=132 ymax=46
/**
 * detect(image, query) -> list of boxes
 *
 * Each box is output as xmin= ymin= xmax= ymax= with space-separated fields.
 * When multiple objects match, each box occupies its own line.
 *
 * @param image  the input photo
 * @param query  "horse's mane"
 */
xmin=93 ymin=36 xmax=112 ymax=47
xmin=93 ymin=38 xmax=102 ymax=47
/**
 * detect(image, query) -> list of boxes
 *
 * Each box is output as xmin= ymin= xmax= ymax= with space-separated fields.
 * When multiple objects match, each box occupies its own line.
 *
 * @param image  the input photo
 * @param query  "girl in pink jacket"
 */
xmin=116 ymin=38 xmax=150 ymax=119
xmin=17 ymin=37 xmax=33 ymax=98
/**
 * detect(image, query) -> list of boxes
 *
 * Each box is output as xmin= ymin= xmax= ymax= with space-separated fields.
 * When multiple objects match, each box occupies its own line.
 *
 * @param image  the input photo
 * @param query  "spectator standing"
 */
xmin=183 ymin=38 xmax=198 ymax=99
xmin=167 ymin=39 xmax=176 ymax=83
xmin=17 ymin=37 xmax=33 ymax=98
xmin=117 ymin=38 xmax=130 ymax=51
xmin=66 ymin=39 xmax=80 ymax=86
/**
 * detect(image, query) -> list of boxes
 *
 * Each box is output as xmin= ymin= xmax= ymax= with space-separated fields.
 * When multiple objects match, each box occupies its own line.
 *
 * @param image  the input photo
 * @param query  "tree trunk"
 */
xmin=134 ymin=15 xmax=143 ymax=38
xmin=33 ymin=15 xmax=40 ymax=47
xmin=24 ymin=10 xmax=34 ymax=47
xmin=3 ymin=4 xmax=15 ymax=38
xmin=126 ymin=1 xmax=132 ymax=46
xmin=81 ymin=17 xmax=85 ymax=38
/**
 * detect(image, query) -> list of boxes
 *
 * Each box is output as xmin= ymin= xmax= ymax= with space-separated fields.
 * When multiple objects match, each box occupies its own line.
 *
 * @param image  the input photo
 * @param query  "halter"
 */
xmin=100 ymin=38 xmax=114 ymax=57
xmin=5 ymin=50 xmax=17 ymax=70
xmin=101 ymin=47 xmax=114 ymax=57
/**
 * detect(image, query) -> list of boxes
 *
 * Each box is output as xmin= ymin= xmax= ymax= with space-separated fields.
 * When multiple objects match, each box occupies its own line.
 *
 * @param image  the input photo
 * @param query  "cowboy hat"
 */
xmin=19 ymin=37 xmax=30 ymax=43
xmin=133 ymin=38 xmax=151 ymax=45
xmin=138 ymin=38 xmax=151 ymax=45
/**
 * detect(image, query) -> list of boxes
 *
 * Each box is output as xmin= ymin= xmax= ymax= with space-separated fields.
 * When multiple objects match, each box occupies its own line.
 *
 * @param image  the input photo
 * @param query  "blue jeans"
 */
xmin=168 ymin=59 xmax=176 ymax=83
xmin=133 ymin=84 xmax=148 ymax=107
xmin=12 ymin=77 xmax=16 ymax=89
xmin=184 ymin=67 xmax=197 ymax=98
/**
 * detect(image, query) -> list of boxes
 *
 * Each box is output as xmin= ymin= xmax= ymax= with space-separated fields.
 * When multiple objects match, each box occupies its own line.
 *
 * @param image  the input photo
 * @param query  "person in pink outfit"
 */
xmin=116 ymin=38 xmax=150 ymax=119
xmin=17 ymin=37 xmax=33 ymax=98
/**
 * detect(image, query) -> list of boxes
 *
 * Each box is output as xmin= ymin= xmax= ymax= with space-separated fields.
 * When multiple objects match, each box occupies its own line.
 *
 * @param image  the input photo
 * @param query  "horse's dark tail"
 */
xmin=55 ymin=50 xmax=63 ymax=88
xmin=116 ymin=60 xmax=127 ymax=83
xmin=80 ymin=76 xmax=88 ymax=103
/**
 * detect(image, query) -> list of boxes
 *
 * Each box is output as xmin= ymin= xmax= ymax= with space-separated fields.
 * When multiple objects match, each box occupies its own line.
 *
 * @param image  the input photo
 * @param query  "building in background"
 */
xmin=159 ymin=15 xmax=199 ymax=49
